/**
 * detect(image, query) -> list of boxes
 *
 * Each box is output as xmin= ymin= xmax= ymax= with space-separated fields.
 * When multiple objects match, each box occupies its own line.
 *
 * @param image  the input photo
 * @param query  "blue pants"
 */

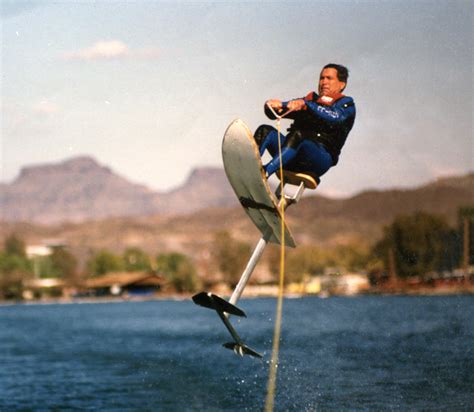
xmin=258 ymin=128 xmax=333 ymax=178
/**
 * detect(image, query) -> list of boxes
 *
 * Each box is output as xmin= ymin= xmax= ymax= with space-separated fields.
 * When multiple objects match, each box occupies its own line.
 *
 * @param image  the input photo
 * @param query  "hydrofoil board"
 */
xmin=222 ymin=119 xmax=295 ymax=247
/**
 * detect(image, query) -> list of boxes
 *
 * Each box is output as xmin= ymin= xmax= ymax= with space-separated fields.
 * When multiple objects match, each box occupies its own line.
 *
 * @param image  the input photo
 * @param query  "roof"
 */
xmin=86 ymin=272 xmax=164 ymax=288
xmin=23 ymin=278 xmax=65 ymax=288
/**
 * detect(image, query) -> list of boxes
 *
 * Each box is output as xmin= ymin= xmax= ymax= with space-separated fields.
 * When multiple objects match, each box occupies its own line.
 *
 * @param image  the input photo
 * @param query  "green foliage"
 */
xmin=269 ymin=241 xmax=371 ymax=283
xmin=123 ymin=247 xmax=151 ymax=272
xmin=458 ymin=206 xmax=474 ymax=222
xmin=373 ymin=211 xmax=456 ymax=278
xmin=458 ymin=206 xmax=474 ymax=265
xmin=212 ymin=231 xmax=251 ymax=288
xmin=32 ymin=255 xmax=58 ymax=278
xmin=87 ymin=249 xmax=124 ymax=276
xmin=0 ymin=239 xmax=32 ymax=299
xmin=285 ymin=246 xmax=328 ymax=283
xmin=156 ymin=252 xmax=201 ymax=293
xmin=333 ymin=242 xmax=371 ymax=272
xmin=87 ymin=248 xmax=151 ymax=277
xmin=50 ymin=248 xmax=78 ymax=281
xmin=0 ymin=270 xmax=25 ymax=299
xmin=30 ymin=251 xmax=75 ymax=279
xmin=0 ymin=251 xmax=31 ymax=275
xmin=4 ymin=234 xmax=26 ymax=258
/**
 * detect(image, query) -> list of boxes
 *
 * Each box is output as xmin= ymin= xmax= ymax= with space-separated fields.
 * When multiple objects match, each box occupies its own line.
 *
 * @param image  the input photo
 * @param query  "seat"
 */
xmin=276 ymin=170 xmax=319 ymax=190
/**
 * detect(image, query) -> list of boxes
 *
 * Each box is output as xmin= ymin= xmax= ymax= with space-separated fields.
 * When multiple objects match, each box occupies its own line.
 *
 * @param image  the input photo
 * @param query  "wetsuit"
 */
xmin=254 ymin=92 xmax=356 ymax=179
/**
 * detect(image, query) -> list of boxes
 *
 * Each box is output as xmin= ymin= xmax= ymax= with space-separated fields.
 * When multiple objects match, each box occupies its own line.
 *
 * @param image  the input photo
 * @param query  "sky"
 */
xmin=1 ymin=0 xmax=472 ymax=197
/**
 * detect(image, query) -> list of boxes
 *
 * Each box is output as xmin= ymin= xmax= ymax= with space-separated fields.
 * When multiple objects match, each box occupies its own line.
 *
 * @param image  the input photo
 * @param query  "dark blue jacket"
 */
xmin=265 ymin=92 xmax=356 ymax=165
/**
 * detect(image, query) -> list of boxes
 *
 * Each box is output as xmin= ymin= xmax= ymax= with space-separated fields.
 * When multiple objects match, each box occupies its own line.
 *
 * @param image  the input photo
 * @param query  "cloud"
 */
xmin=32 ymin=100 xmax=61 ymax=115
xmin=61 ymin=40 xmax=161 ymax=61
xmin=62 ymin=40 xmax=130 ymax=61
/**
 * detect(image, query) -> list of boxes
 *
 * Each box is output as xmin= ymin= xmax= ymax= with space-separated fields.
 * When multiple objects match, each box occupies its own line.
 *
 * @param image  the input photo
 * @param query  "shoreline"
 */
xmin=1 ymin=286 xmax=472 ymax=307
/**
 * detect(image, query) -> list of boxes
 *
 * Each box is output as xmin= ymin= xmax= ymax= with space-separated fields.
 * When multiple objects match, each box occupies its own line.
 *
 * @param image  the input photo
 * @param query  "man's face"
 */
xmin=318 ymin=68 xmax=346 ymax=96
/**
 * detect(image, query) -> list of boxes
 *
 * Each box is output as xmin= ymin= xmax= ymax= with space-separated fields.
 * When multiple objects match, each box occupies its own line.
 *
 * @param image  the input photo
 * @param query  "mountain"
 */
xmin=1 ymin=155 xmax=472 ymax=232
xmin=283 ymin=173 xmax=474 ymax=243
xmin=155 ymin=167 xmax=237 ymax=214
xmin=0 ymin=156 xmax=236 ymax=224
xmin=1 ymin=171 xmax=472 ymax=271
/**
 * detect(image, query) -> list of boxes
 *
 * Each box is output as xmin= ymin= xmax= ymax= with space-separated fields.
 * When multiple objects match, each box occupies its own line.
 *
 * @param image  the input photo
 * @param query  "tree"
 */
xmin=0 ymin=251 xmax=32 ymax=299
xmin=19 ymin=247 xmax=79 ymax=296
xmin=333 ymin=242 xmax=371 ymax=272
xmin=0 ymin=235 xmax=31 ymax=299
xmin=373 ymin=212 xmax=456 ymax=278
xmin=284 ymin=246 xmax=327 ymax=283
xmin=0 ymin=265 xmax=27 ymax=300
xmin=212 ymin=231 xmax=251 ymax=288
xmin=50 ymin=248 xmax=78 ymax=282
xmin=458 ymin=207 xmax=474 ymax=268
xmin=33 ymin=255 xmax=58 ymax=278
xmin=268 ymin=241 xmax=371 ymax=284
xmin=156 ymin=252 xmax=201 ymax=293
xmin=87 ymin=249 xmax=124 ymax=276
xmin=4 ymin=234 xmax=26 ymax=258
xmin=122 ymin=247 xmax=151 ymax=272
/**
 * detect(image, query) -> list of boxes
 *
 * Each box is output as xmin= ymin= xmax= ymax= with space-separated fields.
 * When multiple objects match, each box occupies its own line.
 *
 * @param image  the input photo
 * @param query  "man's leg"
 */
xmin=263 ymin=131 xmax=303 ymax=176
xmin=265 ymin=138 xmax=333 ymax=179
xmin=286 ymin=140 xmax=333 ymax=177
xmin=254 ymin=125 xmax=283 ymax=156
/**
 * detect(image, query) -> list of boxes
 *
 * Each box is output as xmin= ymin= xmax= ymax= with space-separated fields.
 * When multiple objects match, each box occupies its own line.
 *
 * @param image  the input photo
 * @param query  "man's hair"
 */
xmin=323 ymin=63 xmax=349 ymax=84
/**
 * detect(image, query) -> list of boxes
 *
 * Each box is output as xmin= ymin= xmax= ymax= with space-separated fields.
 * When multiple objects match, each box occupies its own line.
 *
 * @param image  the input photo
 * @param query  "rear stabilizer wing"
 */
xmin=192 ymin=292 xmax=246 ymax=317
xmin=223 ymin=342 xmax=262 ymax=358
xmin=192 ymin=291 xmax=262 ymax=359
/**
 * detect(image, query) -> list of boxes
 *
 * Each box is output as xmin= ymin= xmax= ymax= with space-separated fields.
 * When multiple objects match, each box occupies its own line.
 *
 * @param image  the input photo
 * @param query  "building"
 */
xmin=85 ymin=272 xmax=164 ymax=297
xmin=22 ymin=278 xmax=66 ymax=300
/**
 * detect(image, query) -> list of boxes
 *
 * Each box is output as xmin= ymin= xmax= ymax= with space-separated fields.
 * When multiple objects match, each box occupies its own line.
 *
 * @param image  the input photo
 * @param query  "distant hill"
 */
xmin=1 ymin=169 xmax=472 ymax=271
xmin=1 ymin=155 xmax=472 ymax=251
xmin=285 ymin=173 xmax=474 ymax=243
xmin=0 ymin=156 xmax=236 ymax=224
xmin=156 ymin=167 xmax=237 ymax=214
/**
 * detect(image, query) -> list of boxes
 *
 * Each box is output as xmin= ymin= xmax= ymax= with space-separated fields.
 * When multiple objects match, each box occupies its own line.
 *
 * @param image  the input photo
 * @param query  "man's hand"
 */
xmin=266 ymin=99 xmax=283 ymax=110
xmin=287 ymin=99 xmax=306 ymax=111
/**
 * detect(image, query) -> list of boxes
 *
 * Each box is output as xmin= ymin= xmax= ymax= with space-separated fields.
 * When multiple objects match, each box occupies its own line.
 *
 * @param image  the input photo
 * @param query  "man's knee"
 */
xmin=285 ymin=130 xmax=304 ymax=149
xmin=254 ymin=124 xmax=276 ymax=147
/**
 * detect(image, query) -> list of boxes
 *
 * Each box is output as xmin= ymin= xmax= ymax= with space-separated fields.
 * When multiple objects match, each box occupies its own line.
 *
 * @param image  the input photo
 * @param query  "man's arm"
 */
xmin=264 ymin=97 xmax=307 ymax=119
xmin=264 ymin=99 xmax=282 ymax=119
xmin=304 ymin=96 xmax=356 ymax=124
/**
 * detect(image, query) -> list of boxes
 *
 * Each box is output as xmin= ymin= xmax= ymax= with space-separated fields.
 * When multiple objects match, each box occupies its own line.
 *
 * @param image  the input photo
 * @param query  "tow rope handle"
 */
xmin=265 ymin=103 xmax=294 ymax=121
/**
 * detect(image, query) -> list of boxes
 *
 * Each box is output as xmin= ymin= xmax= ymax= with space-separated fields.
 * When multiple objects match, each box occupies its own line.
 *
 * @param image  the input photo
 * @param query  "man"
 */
xmin=254 ymin=63 xmax=356 ymax=181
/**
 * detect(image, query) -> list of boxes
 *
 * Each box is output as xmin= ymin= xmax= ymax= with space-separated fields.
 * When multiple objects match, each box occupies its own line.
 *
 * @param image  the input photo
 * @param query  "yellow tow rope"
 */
xmin=264 ymin=116 xmax=287 ymax=412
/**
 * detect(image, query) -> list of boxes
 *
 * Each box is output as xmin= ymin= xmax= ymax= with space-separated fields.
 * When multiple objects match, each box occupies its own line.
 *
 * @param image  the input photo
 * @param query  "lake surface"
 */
xmin=1 ymin=296 xmax=473 ymax=411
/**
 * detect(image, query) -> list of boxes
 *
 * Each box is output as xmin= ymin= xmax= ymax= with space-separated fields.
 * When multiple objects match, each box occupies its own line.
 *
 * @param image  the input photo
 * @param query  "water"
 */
xmin=1 ymin=296 xmax=473 ymax=411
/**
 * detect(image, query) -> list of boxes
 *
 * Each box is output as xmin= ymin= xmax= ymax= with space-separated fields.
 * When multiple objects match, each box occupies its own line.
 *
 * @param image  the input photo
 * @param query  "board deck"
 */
xmin=222 ymin=119 xmax=295 ymax=247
